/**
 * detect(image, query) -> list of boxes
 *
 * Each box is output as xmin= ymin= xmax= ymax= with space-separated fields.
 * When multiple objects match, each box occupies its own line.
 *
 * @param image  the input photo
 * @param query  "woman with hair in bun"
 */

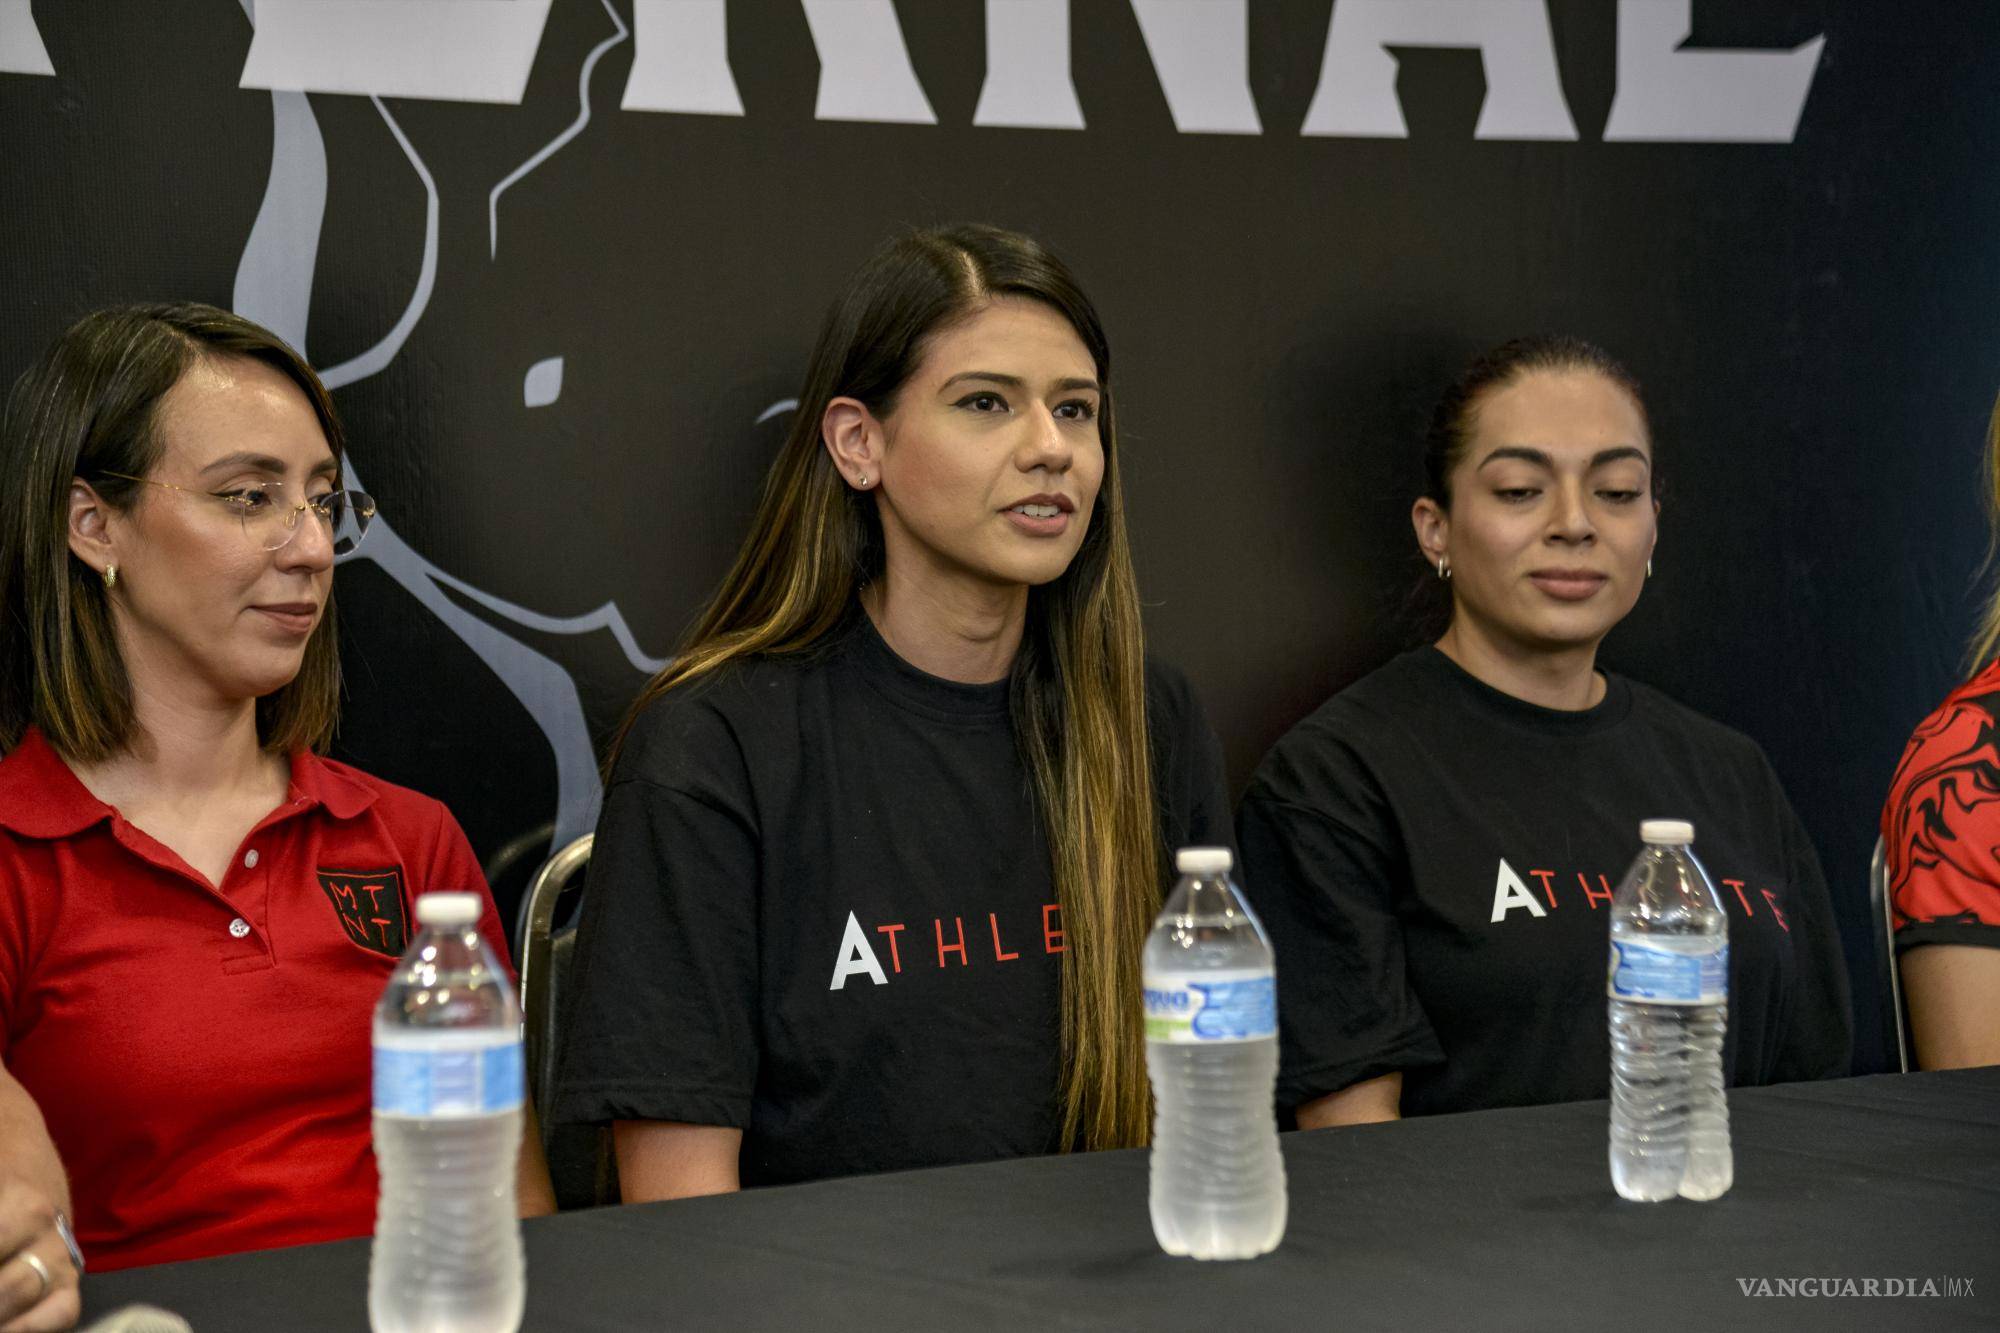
xmin=555 ymin=225 xmax=1231 ymax=1199
xmin=1237 ymin=335 xmax=1851 ymax=1127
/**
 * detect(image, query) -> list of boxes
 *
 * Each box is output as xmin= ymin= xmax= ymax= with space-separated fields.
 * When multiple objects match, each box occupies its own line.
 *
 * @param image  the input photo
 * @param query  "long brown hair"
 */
xmin=0 ymin=303 xmax=345 ymax=760
xmin=613 ymin=224 xmax=1163 ymax=1150
xmin=1966 ymin=392 xmax=2000 ymax=672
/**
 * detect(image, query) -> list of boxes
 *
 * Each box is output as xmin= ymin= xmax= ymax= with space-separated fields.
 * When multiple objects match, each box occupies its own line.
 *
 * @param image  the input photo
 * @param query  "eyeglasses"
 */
xmin=99 ymin=472 xmax=377 ymax=555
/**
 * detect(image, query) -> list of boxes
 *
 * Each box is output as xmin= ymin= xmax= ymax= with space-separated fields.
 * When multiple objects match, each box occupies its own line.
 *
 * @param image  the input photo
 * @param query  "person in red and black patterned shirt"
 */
xmin=1880 ymin=395 xmax=2000 ymax=1070
xmin=0 ymin=307 xmax=554 ymax=1316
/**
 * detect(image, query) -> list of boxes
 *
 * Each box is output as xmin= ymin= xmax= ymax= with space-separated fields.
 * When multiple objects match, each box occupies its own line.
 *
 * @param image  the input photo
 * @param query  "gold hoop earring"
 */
xmin=1436 ymin=559 xmax=1451 ymax=580
xmin=102 ymin=564 xmax=118 ymax=590
xmin=1646 ymin=559 xmax=1653 ymax=578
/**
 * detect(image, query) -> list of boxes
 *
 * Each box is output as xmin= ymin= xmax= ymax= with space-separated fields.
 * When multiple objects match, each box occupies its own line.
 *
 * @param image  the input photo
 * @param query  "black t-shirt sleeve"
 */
xmin=1768 ymin=782 xmax=1854 ymax=1082
xmin=1235 ymin=729 xmax=1444 ymax=1110
xmin=552 ymin=688 xmax=762 ymax=1129
xmin=1147 ymin=659 xmax=1235 ymax=855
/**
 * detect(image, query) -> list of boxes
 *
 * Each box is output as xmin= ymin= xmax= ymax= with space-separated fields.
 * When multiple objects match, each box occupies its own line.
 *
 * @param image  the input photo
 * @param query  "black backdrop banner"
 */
xmin=4 ymin=2 xmax=1996 ymax=1075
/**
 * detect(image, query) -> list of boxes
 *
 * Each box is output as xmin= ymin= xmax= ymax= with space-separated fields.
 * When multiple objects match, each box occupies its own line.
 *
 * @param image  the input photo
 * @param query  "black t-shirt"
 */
xmin=1236 ymin=648 xmax=1852 ymax=1119
xmin=553 ymin=613 xmax=1231 ymax=1185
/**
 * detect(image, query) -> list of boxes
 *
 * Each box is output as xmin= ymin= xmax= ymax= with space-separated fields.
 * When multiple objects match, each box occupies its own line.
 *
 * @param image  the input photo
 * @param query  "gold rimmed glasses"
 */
xmin=98 ymin=471 xmax=377 ymax=555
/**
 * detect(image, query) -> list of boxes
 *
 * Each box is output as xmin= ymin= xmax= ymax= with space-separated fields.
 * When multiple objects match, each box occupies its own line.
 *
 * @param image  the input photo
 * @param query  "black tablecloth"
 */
xmin=81 ymin=1069 xmax=1999 ymax=1331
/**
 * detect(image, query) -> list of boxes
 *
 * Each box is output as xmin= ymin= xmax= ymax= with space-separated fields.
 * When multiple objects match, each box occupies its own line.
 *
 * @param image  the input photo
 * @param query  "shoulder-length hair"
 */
xmin=0 ymin=302 xmax=345 ymax=760
xmin=613 ymin=223 xmax=1163 ymax=1151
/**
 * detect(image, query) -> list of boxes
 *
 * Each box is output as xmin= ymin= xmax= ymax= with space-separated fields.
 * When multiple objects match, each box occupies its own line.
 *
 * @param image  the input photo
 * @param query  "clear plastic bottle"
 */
xmin=370 ymin=892 xmax=525 ymax=1333
xmin=1142 ymin=846 xmax=1287 ymax=1259
xmin=1607 ymin=819 xmax=1732 ymax=1203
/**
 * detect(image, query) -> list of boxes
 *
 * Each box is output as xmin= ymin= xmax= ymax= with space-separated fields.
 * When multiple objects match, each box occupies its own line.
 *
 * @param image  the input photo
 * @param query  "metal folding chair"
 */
xmin=1869 ymin=835 xmax=1911 ymax=1073
xmin=517 ymin=834 xmax=616 ymax=1206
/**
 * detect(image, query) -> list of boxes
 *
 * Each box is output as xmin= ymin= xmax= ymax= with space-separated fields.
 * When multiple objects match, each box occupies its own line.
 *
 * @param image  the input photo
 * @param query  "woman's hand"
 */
xmin=0 ymin=1069 xmax=77 ymax=1331
xmin=0 ymin=1178 xmax=78 ymax=1332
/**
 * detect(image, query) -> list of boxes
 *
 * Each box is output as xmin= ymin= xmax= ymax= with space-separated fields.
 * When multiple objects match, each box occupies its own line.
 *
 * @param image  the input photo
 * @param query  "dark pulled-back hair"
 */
xmin=613 ymin=223 xmax=1163 ymax=1152
xmin=0 ymin=302 xmax=346 ymax=760
xmin=1422 ymin=334 xmax=1651 ymax=507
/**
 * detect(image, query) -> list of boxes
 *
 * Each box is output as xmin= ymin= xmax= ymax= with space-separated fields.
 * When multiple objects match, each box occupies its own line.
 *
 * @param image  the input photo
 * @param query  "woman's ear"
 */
xmin=67 ymin=478 xmax=119 ymax=576
xmin=1411 ymin=495 xmax=1450 ymax=569
xmin=821 ymin=396 xmax=884 ymax=491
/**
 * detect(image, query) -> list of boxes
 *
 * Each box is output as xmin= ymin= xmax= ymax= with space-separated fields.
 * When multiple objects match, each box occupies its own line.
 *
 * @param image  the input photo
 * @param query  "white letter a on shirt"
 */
xmin=828 ymin=911 xmax=889 ymax=990
xmin=1490 ymin=857 xmax=1548 ymax=923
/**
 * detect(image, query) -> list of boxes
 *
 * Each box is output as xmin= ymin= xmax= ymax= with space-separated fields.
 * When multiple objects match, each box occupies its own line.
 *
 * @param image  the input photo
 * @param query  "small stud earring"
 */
xmin=856 ymin=472 xmax=870 ymax=488
xmin=102 ymin=564 xmax=118 ymax=590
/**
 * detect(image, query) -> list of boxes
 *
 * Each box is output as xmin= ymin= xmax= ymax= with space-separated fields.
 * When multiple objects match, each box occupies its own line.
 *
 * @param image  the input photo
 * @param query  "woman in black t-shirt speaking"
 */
xmin=554 ymin=226 xmax=1230 ymax=1196
xmin=1237 ymin=336 xmax=1851 ymax=1127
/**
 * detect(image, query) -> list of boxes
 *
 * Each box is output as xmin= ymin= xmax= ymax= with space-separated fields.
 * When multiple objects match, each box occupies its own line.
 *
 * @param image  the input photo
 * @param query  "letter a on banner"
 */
xmin=1302 ymin=0 xmax=1577 ymax=140
xmin=240 ymin=0 xmax=553 ymax=103
xmin=829 ymin=912 xmax=889 ymax=990
xmin=1603 ymin=0 xmax=1824 ymax=143
xmin=1490 ymin=858 xmax=1550 ymax=922
xmin=0 ymin=0 xmax=54 ymax=76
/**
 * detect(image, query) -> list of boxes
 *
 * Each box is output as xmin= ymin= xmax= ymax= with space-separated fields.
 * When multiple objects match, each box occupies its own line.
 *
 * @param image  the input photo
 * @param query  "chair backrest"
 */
xmin=517 ymin=834 xmax=617 ymax=1206
xmin=519 ymin=832 xmax=593 ymax=1115
xmin=1868 ymin=835 xmax=1911 ymax=1073
xmin=484 ymin=818 xmax=555 ymax=959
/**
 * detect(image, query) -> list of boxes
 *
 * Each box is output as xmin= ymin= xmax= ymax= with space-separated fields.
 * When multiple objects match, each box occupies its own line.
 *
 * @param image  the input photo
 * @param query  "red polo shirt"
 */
xmin=0 ymin=728 xmax=512 ymax=1272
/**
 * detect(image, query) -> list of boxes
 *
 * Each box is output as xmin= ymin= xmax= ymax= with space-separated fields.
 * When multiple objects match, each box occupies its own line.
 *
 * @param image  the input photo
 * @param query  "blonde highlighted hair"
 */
xmin=611 ymin=224 xmax=1163 ymax=1150
xmin=1967 ymin=394 xmax=2000 ymax=673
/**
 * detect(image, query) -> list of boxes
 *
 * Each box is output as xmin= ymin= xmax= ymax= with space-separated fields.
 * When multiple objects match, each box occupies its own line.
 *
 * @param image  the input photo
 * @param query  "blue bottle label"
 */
xmin=1607 ymin=940 xmax=1728 ymax=1005
xmin=373 ymin=1031 xmax=524 ymax=1116
xmin=1143 ymin=968 xmax=1277 ymax=1043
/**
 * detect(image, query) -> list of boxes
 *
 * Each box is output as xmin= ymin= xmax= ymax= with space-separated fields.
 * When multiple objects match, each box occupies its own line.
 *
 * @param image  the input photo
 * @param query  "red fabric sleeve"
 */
xmin=1881 ymin=671 xmax=2000 ymax=948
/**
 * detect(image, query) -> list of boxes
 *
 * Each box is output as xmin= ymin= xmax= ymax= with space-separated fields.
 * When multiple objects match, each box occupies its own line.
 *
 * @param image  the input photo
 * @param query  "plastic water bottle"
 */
xmin=1607 ymin=820 xmax=1732 ymax=1203
xmin=370 ymin=892 xmax=525 ymax=1333
xmin=1142 ymin=847 xmax=1287 ymax=1259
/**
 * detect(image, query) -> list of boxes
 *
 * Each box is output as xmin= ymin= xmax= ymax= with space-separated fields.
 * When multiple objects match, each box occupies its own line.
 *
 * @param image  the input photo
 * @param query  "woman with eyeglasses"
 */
xmin=554 ymin=225 xmax=1231 ymax=1199
xmin=1236 ymin=336 xmax=1851 ymax=1128
xmin=0 ymin=304 xmax=553 ymax=1300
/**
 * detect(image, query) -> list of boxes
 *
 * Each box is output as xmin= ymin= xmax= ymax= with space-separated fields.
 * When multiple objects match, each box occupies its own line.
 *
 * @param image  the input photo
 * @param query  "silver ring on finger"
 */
xmin=17 ymin=1250 xmax=51 ymax=1301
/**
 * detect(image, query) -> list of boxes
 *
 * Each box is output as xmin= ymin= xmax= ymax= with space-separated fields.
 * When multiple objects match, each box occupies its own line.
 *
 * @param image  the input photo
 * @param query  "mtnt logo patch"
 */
xmin=318 ymin=867 xmax=409 ymax=958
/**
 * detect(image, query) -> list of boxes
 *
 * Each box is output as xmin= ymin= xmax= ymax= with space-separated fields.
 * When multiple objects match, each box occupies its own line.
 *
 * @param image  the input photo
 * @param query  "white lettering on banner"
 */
xmin=1129 ymin=0 xmax=1262 ymax=135
xmin=1302 ymin=0 xmax=1577 ymax=140
xmin=210 ymin=0 xmax=1823 ymax=142
xmin=800 ymin=0 xmax=936 ymax=125
xmin=1603 ymin=0 xmax=1824 ymax=143
xmin=972 ymin=0 xmax=1084 ymax=131
xmin=622 ymin=0 xmax=744 ymax=117
xmin=239 ymin=0 xmax=553 ymax=104
xmin=1491 ymin=858 xmax=1549 ymax=923
xmin=0 ymin=0 xmax=53 ymax=77
xmin=829 ymin=911 xmax=889 ymax=991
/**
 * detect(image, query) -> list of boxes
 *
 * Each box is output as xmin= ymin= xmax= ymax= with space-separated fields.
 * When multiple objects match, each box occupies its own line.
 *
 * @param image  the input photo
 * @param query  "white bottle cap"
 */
xmin=415 ymin=892 xmax=482 ymax=927
xmin=1640 ymin=819 xmax=1695 ymax=845
xmin=1175 ymin=846 xmax=1233 ymax=875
